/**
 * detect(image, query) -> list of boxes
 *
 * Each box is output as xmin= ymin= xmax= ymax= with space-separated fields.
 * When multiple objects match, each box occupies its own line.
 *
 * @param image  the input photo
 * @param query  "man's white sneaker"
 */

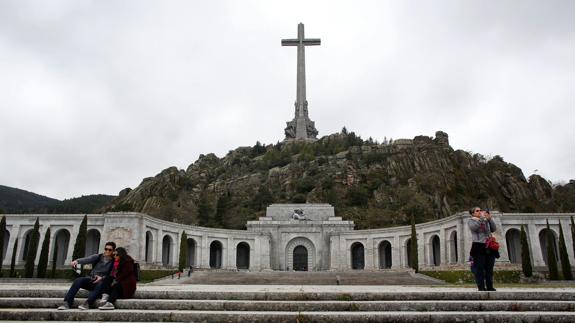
xmin=78 ymin=302 xmax=89 ymax=310
xmin=98 ymin=302 xmax=115 ymax=310
xmin=99 ymin=293 xmax=109 ymax=305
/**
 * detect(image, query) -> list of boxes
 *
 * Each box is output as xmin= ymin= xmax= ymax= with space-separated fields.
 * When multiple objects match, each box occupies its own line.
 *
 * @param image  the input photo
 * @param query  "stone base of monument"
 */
xmin=1 ymin=283 xmax=575 ymax=322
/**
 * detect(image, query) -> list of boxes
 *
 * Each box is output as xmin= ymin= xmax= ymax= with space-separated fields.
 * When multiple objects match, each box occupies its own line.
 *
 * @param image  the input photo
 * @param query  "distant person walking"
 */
xmin=58 ymin=241 xmax=116 ymax=310
xmin=468 ymin=207 xmax=498 ymax=291
xmin=98 ymin=247 xmax=137 ymax=310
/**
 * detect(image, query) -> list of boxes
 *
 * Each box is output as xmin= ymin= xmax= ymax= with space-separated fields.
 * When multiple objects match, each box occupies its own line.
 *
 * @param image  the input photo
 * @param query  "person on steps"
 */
xmin=98 ymin=247 xmax=137 ymax=310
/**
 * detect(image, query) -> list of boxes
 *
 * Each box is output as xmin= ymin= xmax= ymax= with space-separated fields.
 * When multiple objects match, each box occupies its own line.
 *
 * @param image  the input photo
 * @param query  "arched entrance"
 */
xmin=539 ymin=228 xmax=559 ymax=265
xmin=351 ymin=242 xmax=365 ymax=269
xmin=506 ymin=229 xmax=521 ymax=264
xmin=378 ymin=240 xmax=392 ymax=269
xmin=54 ymin=229 xmax=70 ymax=267
xmin=85 ymin=229 xmax=100 ymax=256
xmin=431 ymin=235 xmax=440 ymax=266
xmin=162 ymin=235 xmax=172 ymax=266
xmin=236 ymin=242 xmax=250 ymax=270
xmin=210 ymin=241 xmax=223 ymax=268
xmin=449 ymin=231 xmax=458 ymax=264
xmin=285 ymin=237 xmax=315 ymax=271
xmin=21 ymin=230 xmax=33 ymax=261
xmin=293 ymin=246 xmax=308 ymax=271
xmin=187 ymin=238 xmax=196 ymax=267
xmin=145 ymin=231 xmax=153 ymax=263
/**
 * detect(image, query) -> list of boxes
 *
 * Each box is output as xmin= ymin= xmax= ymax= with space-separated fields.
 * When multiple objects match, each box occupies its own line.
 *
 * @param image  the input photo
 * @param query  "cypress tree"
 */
xmin=571 ymin=216 xmax=575 ymax=264
xmin=178 ymin=231 xmax=188 ymax=272
xmin=51 ymin=239 xmax=58 ymax=278
xmin=37 ymin=227 xmax=51 ymax=278
xmin=72 ymin=215 xmax=88 ymax=261
xmin=546 ymin=219 xmax=560 ymax=280
xmin=558 ymin=221 xmax=573 ymax=280
xmin=10 ymin=238 xmax=18 ymax=277
xmin=0 ymin=216 xmax=6 ymax=275
xmin=410 ymin=215 xmax=419 ymax=273
xmin=197 ymin=193 xmax=212 ymax=227
xmin=24 ymin=218 xmax=40 ymax=278
xmin=215 ymin=193 xmax=231 ymax=228
xmin=520 ymin=225 xmax=533 ymax=277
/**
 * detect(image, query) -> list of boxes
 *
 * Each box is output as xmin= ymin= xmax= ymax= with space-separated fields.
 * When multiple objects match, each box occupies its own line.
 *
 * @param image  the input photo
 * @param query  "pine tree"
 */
xmin=72 ymin=215 xmax=88 ymax=261
xmin=520 ymin=225 xmax=533 ymax=277
xmin=24 ymin=217 xmax=40 ymax=278
xmin=0 ymin=216 xmax=6 ymax=276
xmin=546 ymin=219 xmax=560 ymax=280
xmin=178 ymin=231 xmax=188 ymax=272
xmin=410 ymin=215 xmax=419 ymax=273
xmin=51 ymin=239 xmax=58 ymax=278
xmin=10 ymin=238 xmax=18 ymax=277
xmin=558 ymin=221 xmax=573 ymax=280
xmin=36 ymin=227 xmax=51 ymax=278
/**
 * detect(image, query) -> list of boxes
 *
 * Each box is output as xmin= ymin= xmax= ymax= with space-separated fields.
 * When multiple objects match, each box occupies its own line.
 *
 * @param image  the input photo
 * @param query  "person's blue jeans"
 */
xmin=63 ymin=277 xmax=105 ymax=307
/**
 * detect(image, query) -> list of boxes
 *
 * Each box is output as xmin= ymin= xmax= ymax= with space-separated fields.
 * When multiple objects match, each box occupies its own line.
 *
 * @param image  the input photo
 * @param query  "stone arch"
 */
xmin=145 ymin=231 xmax=154 ymax=263
xmin=449 ymin=231 xmax=458 ymax=264
xmin=210 ymin=240 xmax=223 ymax=269
xmin=186 ymin=238 xmax=196 ymax=267
xmin=351 ymin=242 xmax=365 ymax=270
xmin=162 ymin=235 xmax=173 ymax=267
xmin=505 ymin=228 xmax=522 ymax=264
xmin=2 ymin=229 xmax=10 ymax=261
xmin=378 ymin=240 xmax=392 ymax=269
xmin=85 ymin=229 xmax=101 ymax=256
xmin=285 ymin=237 xmax=315 ymax=271
xmin=539 ymin=228 xmax=559 ymax=265
xmin=53 ymin=229 xmax=71 ymax=267
xmin=20 ymin=229 xmax=34 ymax=261
xmin=236 ymin=242 xmax=250 ymax=270
xmin=430 ymin=235 xmax=440 ymax=266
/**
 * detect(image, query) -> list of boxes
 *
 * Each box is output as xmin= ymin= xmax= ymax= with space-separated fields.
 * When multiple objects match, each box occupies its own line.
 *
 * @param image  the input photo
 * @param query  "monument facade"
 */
xmin=2 ymin=207 xmax=574 ymax=272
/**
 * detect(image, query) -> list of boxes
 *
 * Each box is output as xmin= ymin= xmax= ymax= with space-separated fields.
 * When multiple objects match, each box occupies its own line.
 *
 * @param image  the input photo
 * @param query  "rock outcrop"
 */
xmin=104 ymin=131 xmax=575 ymax=229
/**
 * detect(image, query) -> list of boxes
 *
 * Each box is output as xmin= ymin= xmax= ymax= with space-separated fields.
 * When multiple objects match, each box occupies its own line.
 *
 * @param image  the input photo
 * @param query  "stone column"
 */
xmin=365 ymin=236 xmax=374 ymax=269
xmin=392 ymin=234 xmax=401 ymax=269
xmin=201 ymin=232 xmax=209 ymax=269
xmin=440 ymin=227 xmax=447 ymax=265
xmin=227 ymin=236 xmax=234 ymax=270
xmin=528 ymin=222 xmax=544 ymax=267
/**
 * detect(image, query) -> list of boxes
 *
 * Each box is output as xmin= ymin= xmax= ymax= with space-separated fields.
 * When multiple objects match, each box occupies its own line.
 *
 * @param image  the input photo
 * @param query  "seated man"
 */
xmin=58 ymin=241 xmax=116 ymax=310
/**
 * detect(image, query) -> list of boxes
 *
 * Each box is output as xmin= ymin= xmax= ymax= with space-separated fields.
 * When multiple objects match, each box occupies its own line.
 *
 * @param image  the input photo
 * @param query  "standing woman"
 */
xmin=468 ymin=207 xmax=498 ymax=291
xmin=98 ymin=247 xmax=137 ymax=310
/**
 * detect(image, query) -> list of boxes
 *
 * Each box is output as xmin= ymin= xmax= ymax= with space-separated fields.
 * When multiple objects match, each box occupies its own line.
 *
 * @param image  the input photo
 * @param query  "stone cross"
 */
xmin=282 ymin=23 xmax=320 ymax=142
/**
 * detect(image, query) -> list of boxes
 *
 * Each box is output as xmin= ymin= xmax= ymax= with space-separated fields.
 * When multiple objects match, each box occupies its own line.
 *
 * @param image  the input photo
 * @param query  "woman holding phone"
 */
xmin=468 ymin=207 xmax=498 ymax=291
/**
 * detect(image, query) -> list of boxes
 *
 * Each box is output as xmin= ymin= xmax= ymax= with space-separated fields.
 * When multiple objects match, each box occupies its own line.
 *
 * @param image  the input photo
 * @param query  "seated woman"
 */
xmin=98 ymin=247 xmax=137 ymax=310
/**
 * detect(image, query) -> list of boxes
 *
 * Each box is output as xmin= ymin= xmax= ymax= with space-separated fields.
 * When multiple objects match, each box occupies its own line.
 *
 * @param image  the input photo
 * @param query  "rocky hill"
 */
xmin=104 ymin=130 xmax=575 ymax=229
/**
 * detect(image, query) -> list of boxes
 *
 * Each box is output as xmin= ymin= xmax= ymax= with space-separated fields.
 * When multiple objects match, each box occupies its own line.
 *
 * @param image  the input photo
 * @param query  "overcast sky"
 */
xmin=1 ymin=0 xmax=574 ymax=200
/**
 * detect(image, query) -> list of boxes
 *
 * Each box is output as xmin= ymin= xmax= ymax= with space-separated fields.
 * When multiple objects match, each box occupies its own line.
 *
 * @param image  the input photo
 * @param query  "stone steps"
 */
xmin=1 ymin=297 xmax=575 ymax=312
xmin=1 ymin=286 xmax=575 ymax=322
xmin=1 ymin=309 xmax=575 ymax=323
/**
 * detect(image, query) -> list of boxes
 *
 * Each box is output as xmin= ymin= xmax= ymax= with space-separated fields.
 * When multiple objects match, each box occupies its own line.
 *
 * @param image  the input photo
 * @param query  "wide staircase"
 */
xmin=1 ymin=282 xmax=575 ymax=322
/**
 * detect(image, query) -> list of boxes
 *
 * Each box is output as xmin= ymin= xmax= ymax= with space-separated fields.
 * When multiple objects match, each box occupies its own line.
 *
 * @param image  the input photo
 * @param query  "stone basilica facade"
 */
xmin=2 ymin=204 xmax=574 ymax=271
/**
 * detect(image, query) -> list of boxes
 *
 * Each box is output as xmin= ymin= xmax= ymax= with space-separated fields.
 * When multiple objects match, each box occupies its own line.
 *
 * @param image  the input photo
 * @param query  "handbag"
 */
xmin=485 ymin=236 xmax=500 ymax=251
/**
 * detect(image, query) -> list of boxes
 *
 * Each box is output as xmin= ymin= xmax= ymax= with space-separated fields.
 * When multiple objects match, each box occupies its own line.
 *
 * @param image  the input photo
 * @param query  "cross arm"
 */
xmin=281 ymin=38 xmax=321 ymax=46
